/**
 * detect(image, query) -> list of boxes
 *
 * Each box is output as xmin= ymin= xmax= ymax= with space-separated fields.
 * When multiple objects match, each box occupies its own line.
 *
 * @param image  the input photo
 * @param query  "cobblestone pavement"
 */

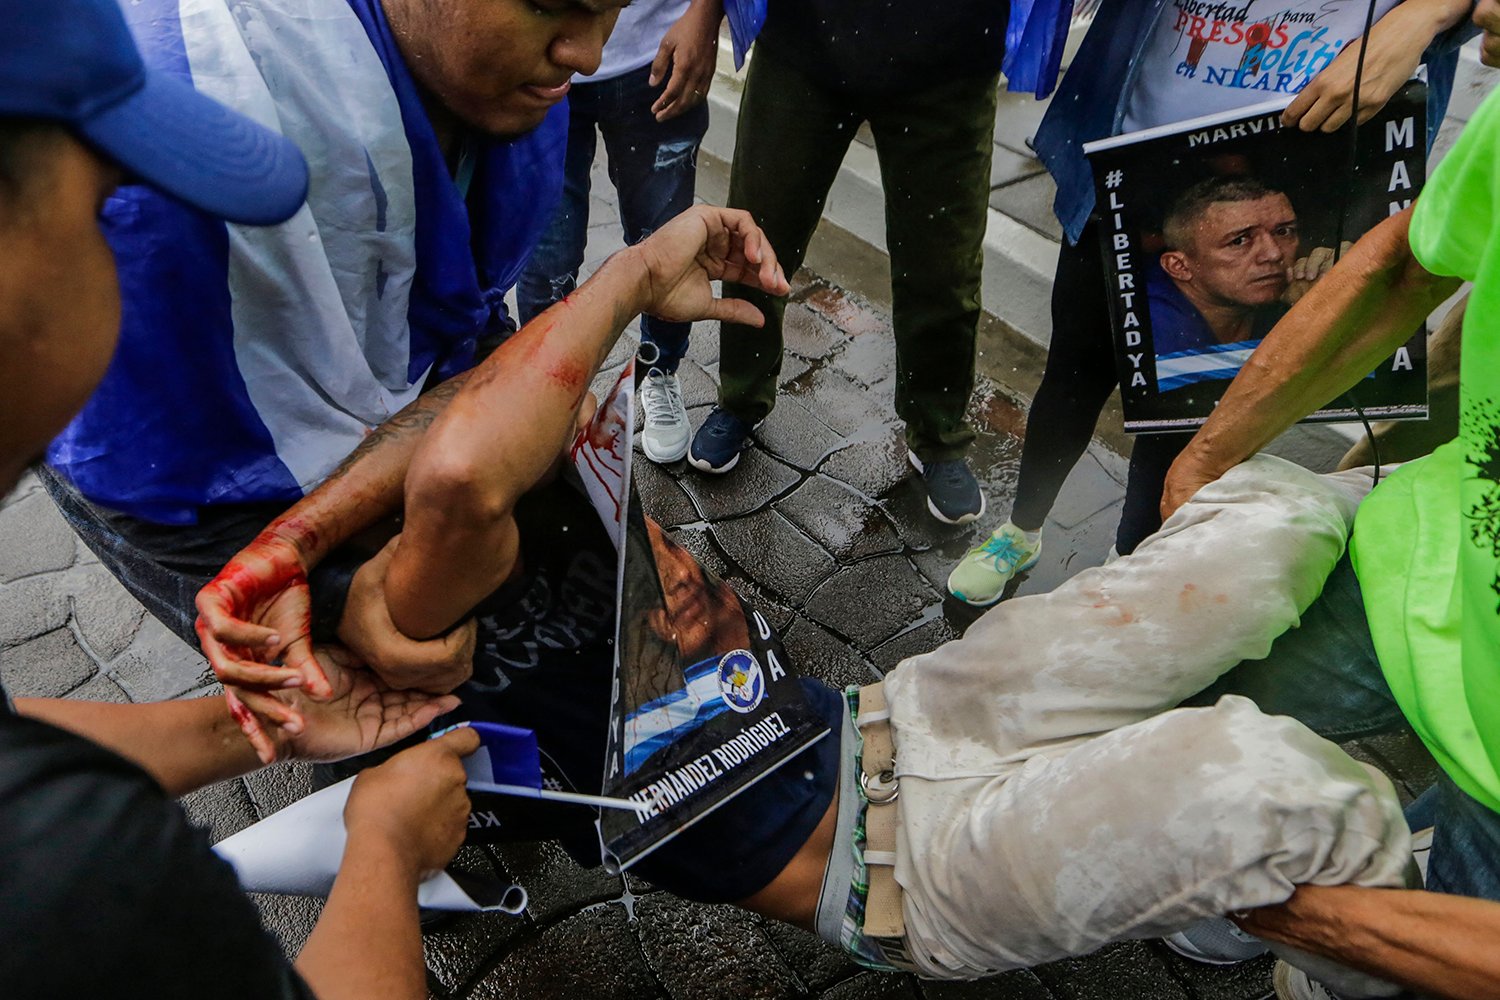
xmin=0 ymin=260 xmax=1443 ymax=999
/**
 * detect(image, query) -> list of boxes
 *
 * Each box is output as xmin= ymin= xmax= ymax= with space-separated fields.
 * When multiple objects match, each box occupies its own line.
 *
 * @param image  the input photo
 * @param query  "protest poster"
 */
xmin=1084 ymin=80 xmax=1429 ymax=432
xmin=574 ymin=362 xmax=831 ymax=871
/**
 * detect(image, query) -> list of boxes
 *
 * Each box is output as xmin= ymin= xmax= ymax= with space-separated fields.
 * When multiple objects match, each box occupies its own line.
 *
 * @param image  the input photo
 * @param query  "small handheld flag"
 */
xmin=441 ymin=722 xmax=651 ymax=815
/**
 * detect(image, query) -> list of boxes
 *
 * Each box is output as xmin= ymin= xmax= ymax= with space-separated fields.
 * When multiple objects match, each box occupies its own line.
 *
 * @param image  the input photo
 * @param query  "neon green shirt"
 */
xmin=1350 ymin=88 xmax=1500 ymax=815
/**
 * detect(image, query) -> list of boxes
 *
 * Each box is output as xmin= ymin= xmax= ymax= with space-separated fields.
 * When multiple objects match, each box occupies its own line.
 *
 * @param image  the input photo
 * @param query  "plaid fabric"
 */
xmin=840 ymin=687 xmax=900 ymax=972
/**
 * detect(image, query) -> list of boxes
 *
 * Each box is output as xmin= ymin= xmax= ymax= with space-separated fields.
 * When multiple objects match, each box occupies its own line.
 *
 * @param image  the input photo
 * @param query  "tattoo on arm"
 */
xmin=319 ymin=371 xmax=474 ymax=486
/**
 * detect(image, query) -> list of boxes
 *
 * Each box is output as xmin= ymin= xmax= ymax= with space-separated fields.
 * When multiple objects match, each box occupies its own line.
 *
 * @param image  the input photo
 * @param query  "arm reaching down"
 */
xmin=1281 ymin=0 xmax=1472 ymax=133
xmin=15 ymin=647 xmax=462 ymax=776
xmin=1162 ymin=207 xmax=1459 ymax=517
xmin=650 ymin=0 xmax=724 ymax=121
xmin=1240 ymin=884 xmax=1500 ymax=1000
xmin=294 ymin=725 xmax=479 ymax=1000
xmin=386 ymin=205 xmax=789 ymax=639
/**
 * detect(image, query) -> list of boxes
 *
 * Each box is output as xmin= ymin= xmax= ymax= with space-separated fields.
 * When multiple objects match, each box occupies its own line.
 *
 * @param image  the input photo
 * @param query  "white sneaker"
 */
xmin=639 ymin=368 xmax=689 ymax=463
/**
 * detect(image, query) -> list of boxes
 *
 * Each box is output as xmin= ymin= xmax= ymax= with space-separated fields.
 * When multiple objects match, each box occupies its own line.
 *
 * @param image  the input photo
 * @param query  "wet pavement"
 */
xmin=0 ymin=261 xmax=1444 ymax=999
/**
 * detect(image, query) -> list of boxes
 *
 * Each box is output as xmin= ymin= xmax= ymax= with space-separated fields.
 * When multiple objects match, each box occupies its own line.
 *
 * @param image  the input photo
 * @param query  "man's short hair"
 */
xmin=1161 ymin=175 xmax=1287 ymax=251
xmin=0 ymin=118 xmax=64 ymax=210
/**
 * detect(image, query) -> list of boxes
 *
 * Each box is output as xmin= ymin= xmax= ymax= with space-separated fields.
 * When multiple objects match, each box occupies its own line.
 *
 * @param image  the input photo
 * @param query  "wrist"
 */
xmin=604 ymin=245 xmax=656 ymax=320
xmin=264 ymin=514 xmax=325 ymax=565
xmin=344 ymin=821 xmax=425 ymax=885
xmin=1390 ymin=0 xmax=1465 ymax=35
xmin=1421 ymin=0 xmax=1471 ymax=33
xmin=1182 ymin=423 xmax=1243 ymax=478
xmin=688 ymin=0 xmax=724 ymax=22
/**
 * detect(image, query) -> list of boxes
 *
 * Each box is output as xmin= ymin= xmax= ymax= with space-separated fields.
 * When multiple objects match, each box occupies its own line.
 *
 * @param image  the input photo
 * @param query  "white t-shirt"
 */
xmin=1121 ymin=0 xmax=1402 ymax=132
xmin=579 ymin=0 xmax=693 ymax=84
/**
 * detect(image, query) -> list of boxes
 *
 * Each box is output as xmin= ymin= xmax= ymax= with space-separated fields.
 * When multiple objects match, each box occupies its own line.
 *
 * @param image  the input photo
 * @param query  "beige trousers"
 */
xmin=883 ymin=456 xmax=1413 ymax=979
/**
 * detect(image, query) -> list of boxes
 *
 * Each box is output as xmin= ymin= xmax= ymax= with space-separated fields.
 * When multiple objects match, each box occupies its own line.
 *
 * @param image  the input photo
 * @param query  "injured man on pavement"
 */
xmin=198 ymin=205 xmax=1429 ymax=999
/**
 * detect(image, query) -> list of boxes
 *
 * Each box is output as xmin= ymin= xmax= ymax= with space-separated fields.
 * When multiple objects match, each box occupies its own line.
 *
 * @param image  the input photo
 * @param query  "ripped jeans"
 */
xmin=516 ymin=63 xmax=709 ymax=372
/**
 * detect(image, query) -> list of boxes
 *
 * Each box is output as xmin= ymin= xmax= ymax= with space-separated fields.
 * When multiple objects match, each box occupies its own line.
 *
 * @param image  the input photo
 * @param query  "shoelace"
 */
xmin=641 ymin=371 xmax=685 ymax=426
xmin=929 ymin=460 xmax=973 ymax=488
xmin=704 ymin=409 xmax=745 ymax=439
xmin=976 ymin=532 xmax=1030 ymax=572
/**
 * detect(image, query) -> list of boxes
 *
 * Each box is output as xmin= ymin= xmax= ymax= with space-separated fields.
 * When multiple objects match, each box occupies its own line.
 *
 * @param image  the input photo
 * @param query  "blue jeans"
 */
xmin=1193 ymin=554 xmax=1500 ymax=903
xmin=516 ymin=64 xmax=708 ymax=372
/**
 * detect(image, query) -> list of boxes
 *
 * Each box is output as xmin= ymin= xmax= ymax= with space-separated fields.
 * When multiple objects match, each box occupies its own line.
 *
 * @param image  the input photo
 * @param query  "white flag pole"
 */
xmin=467 ymin=780 xmax=652 ymax=815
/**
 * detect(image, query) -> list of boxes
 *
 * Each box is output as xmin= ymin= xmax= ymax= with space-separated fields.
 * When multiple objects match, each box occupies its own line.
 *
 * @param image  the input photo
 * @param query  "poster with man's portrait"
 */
xmin=575 ymin=362 xmax=830 ymax=872
xmin=1085 ymin=81 xmax=1429 ymax=432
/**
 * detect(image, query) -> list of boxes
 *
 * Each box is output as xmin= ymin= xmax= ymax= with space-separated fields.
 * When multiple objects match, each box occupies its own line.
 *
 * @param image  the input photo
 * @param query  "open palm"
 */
xmin=234 ymin=646 xmax=460 ymax=764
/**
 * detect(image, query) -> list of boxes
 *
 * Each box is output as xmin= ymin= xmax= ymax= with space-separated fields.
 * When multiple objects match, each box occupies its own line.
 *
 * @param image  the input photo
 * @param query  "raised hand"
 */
xmin=631 ymin=205 xmax=790 ymax=328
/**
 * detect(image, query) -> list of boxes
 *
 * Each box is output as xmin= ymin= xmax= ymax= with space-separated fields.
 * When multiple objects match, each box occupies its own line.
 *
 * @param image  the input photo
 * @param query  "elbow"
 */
xmin=405 ymin=450 xmax=513 ymax=533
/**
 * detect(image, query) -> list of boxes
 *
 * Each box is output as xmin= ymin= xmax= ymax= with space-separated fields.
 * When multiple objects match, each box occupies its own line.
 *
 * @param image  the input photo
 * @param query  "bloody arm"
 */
xmin=385 ymin=205 xmax=789 ymax=638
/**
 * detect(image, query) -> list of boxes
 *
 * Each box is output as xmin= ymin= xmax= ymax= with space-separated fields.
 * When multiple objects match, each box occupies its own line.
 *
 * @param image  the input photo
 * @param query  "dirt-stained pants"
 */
xmin=882 ymin=456 xmax=1414 ymax=980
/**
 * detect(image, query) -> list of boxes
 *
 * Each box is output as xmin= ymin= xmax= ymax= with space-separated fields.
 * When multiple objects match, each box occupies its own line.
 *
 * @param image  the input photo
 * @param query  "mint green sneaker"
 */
xmin=946 ymin=522 xmax=1041 ymax=606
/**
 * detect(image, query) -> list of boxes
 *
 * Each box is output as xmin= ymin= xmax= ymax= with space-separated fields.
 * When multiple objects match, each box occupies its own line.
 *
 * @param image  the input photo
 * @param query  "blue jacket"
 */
xmin=1033 ymin=0 xmax=1472 ymax=244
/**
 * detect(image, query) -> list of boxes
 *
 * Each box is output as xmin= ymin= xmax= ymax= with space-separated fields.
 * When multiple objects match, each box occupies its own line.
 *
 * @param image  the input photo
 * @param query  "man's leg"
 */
xmin=1187 ymin=553 xmax=1408 ymax=742
xmin=515 ymin=92 xmax=599 ymax=325
xmin=866 ymin=73 xmax=996 ymax=463
xmin=895 ymin=696 xmax=1413 ymax=978
xmin=886 ymin=456 xmax=1375 ymax=762
xmin=1425 ymin=776 xmax=1500 ymax=901
xmin=714 ymin=46 xmax=859 ymax=425
xmin=1009 ymin=229 xmax=1122 ymax=532
xmin=597 ymin=65 xmax=709 ymax=373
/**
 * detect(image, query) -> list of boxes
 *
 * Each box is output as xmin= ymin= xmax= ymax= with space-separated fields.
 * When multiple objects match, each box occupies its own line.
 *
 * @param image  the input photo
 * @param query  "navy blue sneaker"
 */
xmin=907 ymin=450 xmax=985 ymax=524
xmin=689 ymin=407 xmax=756 ymax=474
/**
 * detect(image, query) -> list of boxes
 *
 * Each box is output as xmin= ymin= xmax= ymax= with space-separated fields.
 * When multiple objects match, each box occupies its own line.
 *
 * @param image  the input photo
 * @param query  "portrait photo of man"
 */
xmin=1149 ymin=175 xmax=1342 ymax=391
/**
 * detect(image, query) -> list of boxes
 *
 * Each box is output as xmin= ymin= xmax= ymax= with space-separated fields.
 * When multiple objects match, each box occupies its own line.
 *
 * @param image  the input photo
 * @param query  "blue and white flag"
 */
xmin=1154 ymin=341 xmax=1261 ymax=393
xmin=1004 ymin=0 xmax=1074 ymax=98
xmin=48 ymin=0 xmax=567 ymax=524
xmin=723 ymin=0 xmax=766 ymax=69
